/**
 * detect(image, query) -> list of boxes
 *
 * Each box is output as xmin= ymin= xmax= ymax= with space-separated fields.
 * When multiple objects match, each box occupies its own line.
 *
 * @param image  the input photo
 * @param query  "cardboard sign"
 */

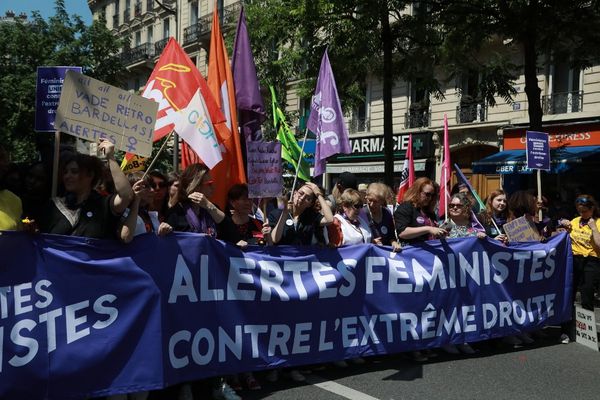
xmin=246 ymin=141 xmax=282 ymax=199
xmin=503 ymin=216 xmax=541 ymax=242
xmin=35 ymin=66 xmax=82 ymax=132
xmin=575 ymin=306 xmax=599 ymax=351
xmin=526 ymin=131 xmax=550 ymax=170
xmin=55 ymin=71 xmax=158 ymax=157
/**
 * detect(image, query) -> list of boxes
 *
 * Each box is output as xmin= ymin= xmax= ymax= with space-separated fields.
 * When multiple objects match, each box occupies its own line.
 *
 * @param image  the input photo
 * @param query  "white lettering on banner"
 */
xmin=166 ymin=293 xmax=557 ymax=368
xmin=166 ymin=248 xmax=557 ymax=304
xmin=0 ymin=279 xmax=119 ymax=374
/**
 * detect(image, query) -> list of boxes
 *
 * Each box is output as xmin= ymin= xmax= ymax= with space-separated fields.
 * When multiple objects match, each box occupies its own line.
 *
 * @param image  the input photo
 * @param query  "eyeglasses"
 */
xmin=576 ymin=197 xmax=591 ymax=205
xmin=448 ymin=204 xmax=464 ymax=209
xmin=422 ymin=191 xmax=435 ymax=197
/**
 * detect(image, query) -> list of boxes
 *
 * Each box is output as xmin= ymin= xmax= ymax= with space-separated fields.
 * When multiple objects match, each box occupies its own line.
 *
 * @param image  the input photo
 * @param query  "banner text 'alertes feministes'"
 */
xmin=0 ymin=232 xmax=572 ymax=399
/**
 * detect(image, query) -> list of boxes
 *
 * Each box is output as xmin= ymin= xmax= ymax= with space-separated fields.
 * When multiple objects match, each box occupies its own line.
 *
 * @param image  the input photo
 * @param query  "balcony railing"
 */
xmin=134 ymin=2 xmax=142 ymax=17
xmin=349 ymin=118 xmax=370 ymax=133
xmin=155 ymin=38 xmax=169 ymax=54
xmin=542 ymin=91 xmax=583 ymax=115
xmin=456 ymin=102 xmax=487 ymax=124
xmin=405 ymin=109 xmax=430 ymax=128
xmin=183 ymin=1 xmax=243 ymax=45
xmin=121 ymin=42 xmax=154 ymax=65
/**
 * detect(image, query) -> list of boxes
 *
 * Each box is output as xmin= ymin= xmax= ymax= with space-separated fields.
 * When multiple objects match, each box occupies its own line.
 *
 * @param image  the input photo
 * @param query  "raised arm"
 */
xmin=100 ymin=139 xmax=134 ymax=215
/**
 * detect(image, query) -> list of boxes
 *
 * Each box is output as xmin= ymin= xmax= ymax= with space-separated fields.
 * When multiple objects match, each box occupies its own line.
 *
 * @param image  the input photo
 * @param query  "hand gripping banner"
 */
xmin=0 ymin=232 xmax=572 ymax=399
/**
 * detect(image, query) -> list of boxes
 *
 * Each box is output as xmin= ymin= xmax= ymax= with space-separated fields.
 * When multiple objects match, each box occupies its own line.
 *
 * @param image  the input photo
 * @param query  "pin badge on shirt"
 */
xmin=381 ymin=226 xmax=388 ymax=235
xmin=86 ymin=211 xmax=93 ymax=218
xmin=286 ymin=219 xmax=294 ymax=226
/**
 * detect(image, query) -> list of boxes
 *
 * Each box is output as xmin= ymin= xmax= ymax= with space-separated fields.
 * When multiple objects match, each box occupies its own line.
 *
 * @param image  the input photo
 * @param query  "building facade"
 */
xmin=89 ymin=0 xmax=600 ymax=202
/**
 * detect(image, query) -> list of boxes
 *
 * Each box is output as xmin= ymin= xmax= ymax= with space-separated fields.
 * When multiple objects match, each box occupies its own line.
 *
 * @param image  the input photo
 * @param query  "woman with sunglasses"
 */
xmin=327 ymin=188 xmax=373 ymax=246
xmin=444 ymin=193 xmax=487 ymax=240
xmin=394 ymin=177 xmax=446 ymax=245
xmin=559 ymin=195 xmax=600 ymax=313
xmin=165 ymin=163 xmax=224 ymax=235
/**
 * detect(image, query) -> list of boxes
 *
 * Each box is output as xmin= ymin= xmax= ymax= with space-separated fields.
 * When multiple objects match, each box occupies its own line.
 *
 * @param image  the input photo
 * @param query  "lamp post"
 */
xmin=155 ymin=0 xmax=179 ymax=172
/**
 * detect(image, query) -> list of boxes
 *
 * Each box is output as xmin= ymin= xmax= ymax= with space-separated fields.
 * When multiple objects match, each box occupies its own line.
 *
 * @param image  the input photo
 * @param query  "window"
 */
xmin=190 ymin=1 xmax=198 ymax=25
xmin=406 ymin=80 xmax=429 ymax=128
xmin=544 ymin=61 xmax=582 ymax=114
xmin=135 ymin=31 xmax=141 ymax=47
xmin=457 ymin=70 xmax=486 ymax=123
xmin=350 ymin=82 xmax=369 ymax=133
xmin=147 ymin=26 xmax=153 ymax=43
xmin=163 ymin=18 xmax=170 ymax=38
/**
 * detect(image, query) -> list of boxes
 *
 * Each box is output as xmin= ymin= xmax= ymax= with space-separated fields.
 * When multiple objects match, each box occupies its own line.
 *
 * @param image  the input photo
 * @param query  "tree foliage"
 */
xmin=0 ymin=0 xmax=125 ymax=163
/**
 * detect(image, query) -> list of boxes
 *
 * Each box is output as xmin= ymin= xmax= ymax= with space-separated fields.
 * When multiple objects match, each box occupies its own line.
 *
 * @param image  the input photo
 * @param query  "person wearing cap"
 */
xmin=328 ymin=171 xmax=358 ymax=213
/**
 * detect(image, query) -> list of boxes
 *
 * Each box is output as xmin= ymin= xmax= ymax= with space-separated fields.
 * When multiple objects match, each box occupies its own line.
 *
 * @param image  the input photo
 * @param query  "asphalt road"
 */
xmin=240 ymin=326 xmax=600 ymax=400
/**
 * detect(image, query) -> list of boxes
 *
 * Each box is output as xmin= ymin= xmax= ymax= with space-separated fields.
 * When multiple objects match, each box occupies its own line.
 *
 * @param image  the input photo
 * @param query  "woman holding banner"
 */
xmin=327 ymin=188 xmax=373 ymax=246
xmin=165 ymin=163 xmax=225 ymax=236
xmin=40 ymin=139 xmax=134 ymax=239
xmin=478 ymin=189 xmax=508 ymax=243
xmin=394 ymin=177 xmax=446 ymax=244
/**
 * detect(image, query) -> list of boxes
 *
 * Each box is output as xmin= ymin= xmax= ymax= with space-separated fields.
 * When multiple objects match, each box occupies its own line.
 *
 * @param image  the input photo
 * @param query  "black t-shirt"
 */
xmin=40 ymin=191 xmax=119 ymax=239
xmin=268 ymin=208 xmax=323 ymax=245
xmin=166 ymin=202 xmax=218 ymax=237
xmin=393 ymin=202 xmax=436 ymax=244
xmin=218 ymin=215 xmax=264 ymax=245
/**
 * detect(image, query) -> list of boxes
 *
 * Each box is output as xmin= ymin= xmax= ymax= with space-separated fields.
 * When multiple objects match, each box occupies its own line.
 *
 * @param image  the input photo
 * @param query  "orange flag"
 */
xmin=204 ymin=3 xmax=246 ymax=208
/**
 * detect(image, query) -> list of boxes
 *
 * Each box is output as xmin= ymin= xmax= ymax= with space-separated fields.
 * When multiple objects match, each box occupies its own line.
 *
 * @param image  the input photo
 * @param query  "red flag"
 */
xmin=201 ymin=3 xmax=246 ymax=209
xmin=121 ymin=38 xmax=227 ymax=169
xmin=439 ymin=114 xmax=451 ymax=218
xmin=396 ymin=134 xmax=415 ymax=203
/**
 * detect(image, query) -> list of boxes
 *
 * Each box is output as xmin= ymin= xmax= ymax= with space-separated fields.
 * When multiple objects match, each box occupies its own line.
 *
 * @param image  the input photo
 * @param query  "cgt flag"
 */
xmin=231 ymin=6 xmax=266 ymax=141
xmin=203 ymin=3 xmax=247 ymax=208
xmin=307 ymin=49 xmax=350 ymax=176
xmin=396 ymin=134 xmax=415 ymax=203
xmin=270 ymin=86 xmax=310 ymax=182
xmin=121 ymin=38 xmax=227 ymax=171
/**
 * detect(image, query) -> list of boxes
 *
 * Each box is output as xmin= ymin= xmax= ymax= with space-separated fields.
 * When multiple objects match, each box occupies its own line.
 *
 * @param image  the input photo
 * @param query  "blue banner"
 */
xmin=0 ymin=232 xmax=572 ymax=399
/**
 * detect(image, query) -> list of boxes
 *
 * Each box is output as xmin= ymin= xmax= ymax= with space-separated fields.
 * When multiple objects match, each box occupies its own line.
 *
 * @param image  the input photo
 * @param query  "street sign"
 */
xmin=35 ymin=66 xmax=82 ymax=132
xmin=526 ymin=130 xmax=551 ymax=170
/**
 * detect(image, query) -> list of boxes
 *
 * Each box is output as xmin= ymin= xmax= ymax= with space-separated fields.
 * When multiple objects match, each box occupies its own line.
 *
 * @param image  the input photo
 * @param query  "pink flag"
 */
xmin=396 ymin=134 xmax=415 ymax=203
xmin=439 ymin=114 xmax=451 ymax=218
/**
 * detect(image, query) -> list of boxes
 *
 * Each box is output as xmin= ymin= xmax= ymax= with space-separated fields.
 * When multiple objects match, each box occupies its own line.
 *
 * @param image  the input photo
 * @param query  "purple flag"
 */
xmin=307 ymin=49 xmax=351 ymax=176
xmin=231 ymin=6 xmax=266 ymax=141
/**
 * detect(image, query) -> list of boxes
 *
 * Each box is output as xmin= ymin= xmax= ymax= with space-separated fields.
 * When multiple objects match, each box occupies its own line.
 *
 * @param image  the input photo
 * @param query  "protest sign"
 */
xmin=526 ymin=131 xmax=550 ymax=171
xmin=55 ymin=70 xmax=158 ymax=157
xmin=0 ymin=232 xmax=572 ymax=399
xmin=246 ymin=140 xmax=282 ymax=198
xmin=503 ymin=216 xmax=541 ymax=242
xmin=575 ymin=306 xmax=599 ymax=351
xmin=35 ymin=66 xmax=82 ymax=132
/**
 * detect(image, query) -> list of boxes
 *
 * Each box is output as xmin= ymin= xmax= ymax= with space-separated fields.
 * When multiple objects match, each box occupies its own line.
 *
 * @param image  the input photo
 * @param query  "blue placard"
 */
xmin=35 ymin=66 xmax=82 ymax=132
xmin=526 ymin=130 xmax=550 ymax=170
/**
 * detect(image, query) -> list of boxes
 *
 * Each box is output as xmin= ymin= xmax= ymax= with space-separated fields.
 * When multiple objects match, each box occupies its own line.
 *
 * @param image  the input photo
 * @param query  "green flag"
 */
xmin=270 ymin=86 xmax=311 ymax=182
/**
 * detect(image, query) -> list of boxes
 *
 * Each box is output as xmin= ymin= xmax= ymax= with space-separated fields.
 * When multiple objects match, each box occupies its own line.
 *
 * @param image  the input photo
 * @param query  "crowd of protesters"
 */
xmin=1 ymin=141 xmax=599 ymax=400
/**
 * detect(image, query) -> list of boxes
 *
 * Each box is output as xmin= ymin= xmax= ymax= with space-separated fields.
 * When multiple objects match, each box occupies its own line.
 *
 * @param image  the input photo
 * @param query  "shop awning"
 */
xmin=472 ymin=146 xmax=600 ymax=174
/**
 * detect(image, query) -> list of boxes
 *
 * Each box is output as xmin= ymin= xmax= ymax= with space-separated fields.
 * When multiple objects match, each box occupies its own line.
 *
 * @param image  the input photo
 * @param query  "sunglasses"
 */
xmin=448 ymin=204 xmax=464 ymax=209
xmin=576 ymin=197 xmax=591 ymax=205
xmin=422 ymin=191 xmax=434 ymax=197
xmin=151 ymin=182 xmax=167 ymax=189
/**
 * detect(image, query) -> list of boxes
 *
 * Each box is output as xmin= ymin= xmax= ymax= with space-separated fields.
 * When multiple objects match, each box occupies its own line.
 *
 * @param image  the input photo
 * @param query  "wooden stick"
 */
xmin=51 ymin=131 xmax=60 ymax=198
xmin=141 ymin=131 xmax=173 ymax=180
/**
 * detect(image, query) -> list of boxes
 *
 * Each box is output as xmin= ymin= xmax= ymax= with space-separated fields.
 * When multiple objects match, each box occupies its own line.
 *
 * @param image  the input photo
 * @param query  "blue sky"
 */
xmin=1 ymin=0 xmax=93 ymax=25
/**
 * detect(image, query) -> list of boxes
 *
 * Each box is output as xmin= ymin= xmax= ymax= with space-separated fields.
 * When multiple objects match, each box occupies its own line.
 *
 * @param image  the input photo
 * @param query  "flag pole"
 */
xmin=290 ymin=127 xmax=310 ymax=200
xmin=141 ymin=131 xmax=174 ymax=180
xmin=51 ymin=130 xmax=61 ymax=198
